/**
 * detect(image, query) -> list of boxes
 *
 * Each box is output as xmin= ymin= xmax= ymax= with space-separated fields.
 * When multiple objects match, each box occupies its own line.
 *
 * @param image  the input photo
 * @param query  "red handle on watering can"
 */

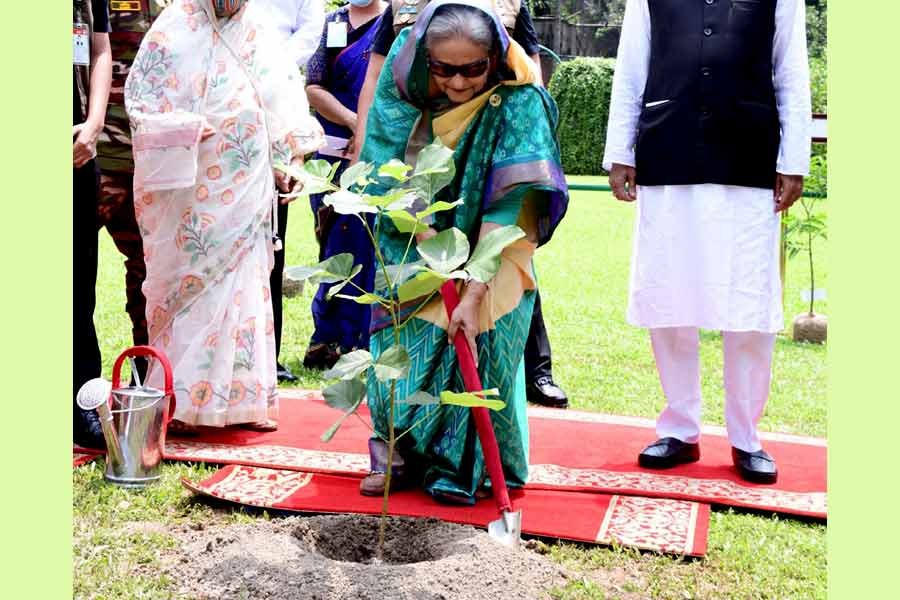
xmin=439 ymin=280 xmax=513 ymax=514
xmin=111 ymin=345 xmax=176 ymax=425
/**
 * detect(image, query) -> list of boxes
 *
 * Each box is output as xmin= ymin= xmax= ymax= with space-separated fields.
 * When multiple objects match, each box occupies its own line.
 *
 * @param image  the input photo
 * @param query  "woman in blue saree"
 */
xmin=303 ymin=0 xmax=387 ymax=370
xmin=358 ymin=0 xmax=568 ymax=503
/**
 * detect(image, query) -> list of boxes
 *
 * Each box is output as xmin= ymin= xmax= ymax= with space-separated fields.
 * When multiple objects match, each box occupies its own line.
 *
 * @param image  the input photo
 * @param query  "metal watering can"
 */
xmin=76 ymin=346 xmax=175 ymax=488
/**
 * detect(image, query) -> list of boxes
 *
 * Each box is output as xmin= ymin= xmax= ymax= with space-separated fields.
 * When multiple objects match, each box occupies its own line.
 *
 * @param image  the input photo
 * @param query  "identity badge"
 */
xmin=326 ymin=21 xmax=348 ymax=48
xmin=73 ymin=22 xmax=90 ymax=66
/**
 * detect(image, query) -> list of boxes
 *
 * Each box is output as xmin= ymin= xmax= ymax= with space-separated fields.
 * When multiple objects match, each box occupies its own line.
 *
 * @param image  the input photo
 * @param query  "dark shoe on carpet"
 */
xmin=240 ymin=419 xmax=279 ymax=432
xmin=526 ymin=375 xmax=568 ymax=408
xmin=73 ymin=407 xmax=106 ymax=450
xmin=302 ymin=343 xmax=342 ymax=371
xmin=732 ymin=447 xmax=778 ymax=484
xmin=276 ymin=362 xmax=298 ymax=383
xmin=638 ymin=437 xmax=700 ymax=469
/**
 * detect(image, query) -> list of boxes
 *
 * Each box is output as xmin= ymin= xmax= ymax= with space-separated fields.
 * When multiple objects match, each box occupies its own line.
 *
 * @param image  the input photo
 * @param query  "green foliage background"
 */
xmin=547 ymin=57 xmax=615 ymax=175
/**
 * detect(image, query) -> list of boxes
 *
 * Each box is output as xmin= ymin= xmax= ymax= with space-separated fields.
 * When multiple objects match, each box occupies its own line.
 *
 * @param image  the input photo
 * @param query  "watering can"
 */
xmin=75 ymin=346 xmax=175 ymax=488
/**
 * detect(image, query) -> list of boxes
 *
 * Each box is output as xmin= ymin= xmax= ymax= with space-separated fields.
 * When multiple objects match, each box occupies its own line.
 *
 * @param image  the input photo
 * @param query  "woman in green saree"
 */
xmin=359 ymin=0 xmax=568 ymax=504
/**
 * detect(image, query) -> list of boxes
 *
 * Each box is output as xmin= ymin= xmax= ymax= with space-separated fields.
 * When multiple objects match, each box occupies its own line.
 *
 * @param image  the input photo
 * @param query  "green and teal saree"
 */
xmin=360 ymin=0 xmax=568 ymax=504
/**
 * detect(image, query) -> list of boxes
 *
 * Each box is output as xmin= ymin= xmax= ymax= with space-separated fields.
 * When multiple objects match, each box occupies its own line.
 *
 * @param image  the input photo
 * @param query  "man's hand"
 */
xmin=609 ymin=163 xmax=638 ymax=202
xmin=774 ymin=173 xmax=803 ymax=213
xmin=72 ymin=122 xmax=101 ymax=169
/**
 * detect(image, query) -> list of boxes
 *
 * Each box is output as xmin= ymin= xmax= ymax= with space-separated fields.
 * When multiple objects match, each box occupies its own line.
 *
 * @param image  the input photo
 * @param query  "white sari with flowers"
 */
xmin=125 ymin=0 xmax=323 ymax=426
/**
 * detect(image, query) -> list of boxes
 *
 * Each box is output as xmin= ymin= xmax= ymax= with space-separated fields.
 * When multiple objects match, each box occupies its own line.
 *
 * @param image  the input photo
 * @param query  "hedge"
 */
xmin=548 ymin=56 xmax=828 ymax=175
xmin=548 ymin=57 xmax=615 ymax=176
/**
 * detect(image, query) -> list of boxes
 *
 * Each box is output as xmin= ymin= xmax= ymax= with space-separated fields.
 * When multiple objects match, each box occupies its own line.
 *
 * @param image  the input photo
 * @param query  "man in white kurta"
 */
xmin=603 ymin=0 xmax=811 ymax=483
xmin=253 ymin=0 xmax=326 ymax=382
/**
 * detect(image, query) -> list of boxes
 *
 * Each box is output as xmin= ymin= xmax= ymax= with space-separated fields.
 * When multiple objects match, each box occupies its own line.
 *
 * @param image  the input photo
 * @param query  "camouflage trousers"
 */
xmin=97 ymin=171 xmax=148 ymax=350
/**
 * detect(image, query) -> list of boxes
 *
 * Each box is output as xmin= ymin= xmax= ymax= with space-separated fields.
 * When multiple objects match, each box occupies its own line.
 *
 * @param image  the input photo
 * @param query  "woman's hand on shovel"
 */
xmin=447 ymin=281 xmax=487 ymax=367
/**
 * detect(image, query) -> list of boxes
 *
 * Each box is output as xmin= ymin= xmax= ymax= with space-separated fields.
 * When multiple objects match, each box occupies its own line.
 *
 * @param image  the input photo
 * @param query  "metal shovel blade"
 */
xmin=487 ymin=510 xmax=522 ymax=547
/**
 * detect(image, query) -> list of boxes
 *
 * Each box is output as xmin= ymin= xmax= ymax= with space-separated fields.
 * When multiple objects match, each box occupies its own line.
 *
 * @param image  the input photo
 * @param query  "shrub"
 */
xmin=548 ymin=57 xmax=615 ymax=175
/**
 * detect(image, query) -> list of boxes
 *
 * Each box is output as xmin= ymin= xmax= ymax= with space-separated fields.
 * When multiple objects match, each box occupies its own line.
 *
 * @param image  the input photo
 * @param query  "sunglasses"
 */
xmin=427 ymin=57 xmax=491 ymax=78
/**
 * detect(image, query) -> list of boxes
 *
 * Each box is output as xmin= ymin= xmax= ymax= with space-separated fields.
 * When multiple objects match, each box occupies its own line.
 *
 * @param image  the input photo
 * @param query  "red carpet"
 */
xmin=182 ymin=464 xmax=710 ymax=557
xmin=73 ymin=449 xmax=103 ymax=468
xmin=162 ymin=390 xmax=826 ymax=518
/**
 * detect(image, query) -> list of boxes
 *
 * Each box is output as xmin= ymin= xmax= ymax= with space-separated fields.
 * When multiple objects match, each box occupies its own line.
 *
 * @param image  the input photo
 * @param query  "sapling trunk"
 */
xmin=807 ymin=230 xmax=815 ymax=316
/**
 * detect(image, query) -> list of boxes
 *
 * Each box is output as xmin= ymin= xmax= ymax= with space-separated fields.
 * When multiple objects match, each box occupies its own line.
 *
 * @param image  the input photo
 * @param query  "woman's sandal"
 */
xmin=359 ymin=471 xmax=408 ymax=496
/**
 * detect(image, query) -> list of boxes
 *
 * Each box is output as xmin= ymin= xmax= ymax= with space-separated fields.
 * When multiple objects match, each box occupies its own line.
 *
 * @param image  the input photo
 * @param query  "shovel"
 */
xmin=439 ymin=280 xmax=522 ymax=547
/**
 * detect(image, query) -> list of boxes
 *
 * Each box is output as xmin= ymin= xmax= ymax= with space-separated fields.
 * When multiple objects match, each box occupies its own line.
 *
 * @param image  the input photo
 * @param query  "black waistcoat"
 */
xmin=635 ymin=0 xmax=780 ymax=189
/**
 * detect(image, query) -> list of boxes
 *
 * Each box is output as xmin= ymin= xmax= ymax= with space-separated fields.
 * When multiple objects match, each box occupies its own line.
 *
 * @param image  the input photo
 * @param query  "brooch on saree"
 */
xmin=489 ymin=93 xmax=502 ymax=108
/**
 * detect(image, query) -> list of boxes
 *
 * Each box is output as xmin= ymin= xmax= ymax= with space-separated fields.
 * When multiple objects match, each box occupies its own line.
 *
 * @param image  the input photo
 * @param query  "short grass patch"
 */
xmin=80 ymin=179 xmax=826 ymax=599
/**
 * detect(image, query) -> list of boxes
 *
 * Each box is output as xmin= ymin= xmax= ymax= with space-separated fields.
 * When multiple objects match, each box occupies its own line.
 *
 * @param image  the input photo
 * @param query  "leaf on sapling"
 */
xmin=378 ymin=159 xmax=412 ymax=181
xmin=416 ymin=227 xmax=470 ymax=274
xmin=409 ymin=139 xmax=456 ymax=202
xmin=416 ymin=199 xmax=464 ymax=221
xmin=339 ymin=161 xmax=374 ymax=189
xmin=334 ymin=292 xmax=386 ymax=305
xmin=397 ymin=390 xmax=440 ymax=406
xmin=325 ymin=189 xmax=378 ymax=215
xmin=387 ymin=209 xmax=430 ymax=234
xmin=464 ymin=225 xmax=526 ymax=283
xmin=363 ymin=188 xmax=416 ymax=210
xmin=396 ymin=270 xmax=446 ymax=304
xmin=374 ymin=345 xmax=411 ymax=381
xmin=322 ymin=378 xmax=367 ymax=412
xmin=325 ymin=264 xmax=364 ymax=300
xmin=374 ymin=260 xmax=427 ymax=291
xmin=323 ymin=349 xmax=373 ymax=380
xmin=320 ymin=381 xmax=367 ymax=443
xmin=440 ymin=388 xmax=506 ymax=411
xmin=285 ymin=253 xmax=355 ymax=285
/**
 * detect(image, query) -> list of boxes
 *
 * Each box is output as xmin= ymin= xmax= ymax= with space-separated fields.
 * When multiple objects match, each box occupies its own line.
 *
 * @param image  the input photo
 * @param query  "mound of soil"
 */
xmin=164 ymin=514 xmax=570 ymax=599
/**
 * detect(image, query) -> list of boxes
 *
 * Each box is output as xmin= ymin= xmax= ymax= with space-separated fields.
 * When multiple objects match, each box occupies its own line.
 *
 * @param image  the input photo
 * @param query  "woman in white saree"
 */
xmin=125 ymin=0 xmax=323 ymax=430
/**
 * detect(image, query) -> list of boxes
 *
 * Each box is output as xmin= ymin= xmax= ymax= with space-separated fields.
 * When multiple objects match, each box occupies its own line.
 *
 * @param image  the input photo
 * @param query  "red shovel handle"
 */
xmin=439 ymin=280 xmax=513 ymax=513
xmin=111 ymin=345 xmax=176 ymax=425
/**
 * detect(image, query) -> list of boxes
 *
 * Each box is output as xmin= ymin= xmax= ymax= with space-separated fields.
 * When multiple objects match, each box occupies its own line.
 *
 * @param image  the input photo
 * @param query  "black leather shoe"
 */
xmin=526 ymin=376 xmax=568 ymax=408
xmin=638 ymin=437 xmax=700 ymax=469
xmin=74 ymin=407 xmax=106 ymax=450
xmin=302 ymin=343 xmax=341 ymax=371
xmin=732 ymin=447 xmax=778 ymax=484
xmin=276 ymin=362 xmax=298 ymax=383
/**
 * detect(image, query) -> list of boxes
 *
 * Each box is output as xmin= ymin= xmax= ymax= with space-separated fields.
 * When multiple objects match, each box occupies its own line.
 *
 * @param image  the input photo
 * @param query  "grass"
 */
xmin=79 ymin=180 xmax=827 ymax=599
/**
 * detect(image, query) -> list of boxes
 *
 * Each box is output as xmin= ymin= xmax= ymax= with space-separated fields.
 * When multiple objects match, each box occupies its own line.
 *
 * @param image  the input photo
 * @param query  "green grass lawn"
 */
xmin=80 ymin=180 xmax=827 ymax=599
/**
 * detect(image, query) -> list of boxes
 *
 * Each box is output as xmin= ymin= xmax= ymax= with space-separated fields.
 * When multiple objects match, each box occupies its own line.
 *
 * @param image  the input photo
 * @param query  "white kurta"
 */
xmin=603 ymin=0 xmax=811 ymax=333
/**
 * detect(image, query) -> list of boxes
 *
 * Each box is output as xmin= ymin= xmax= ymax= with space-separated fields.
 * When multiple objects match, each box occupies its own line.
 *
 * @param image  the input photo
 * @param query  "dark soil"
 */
xmin=163 ymin=514 xmax=570 ymax=599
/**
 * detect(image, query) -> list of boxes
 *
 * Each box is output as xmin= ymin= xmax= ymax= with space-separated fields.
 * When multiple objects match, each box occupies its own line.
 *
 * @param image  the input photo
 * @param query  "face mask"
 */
xmin=212 ymin=0 xmax=246 ymax=17
xmin=348 ymin=0 xmax=375 ymax=7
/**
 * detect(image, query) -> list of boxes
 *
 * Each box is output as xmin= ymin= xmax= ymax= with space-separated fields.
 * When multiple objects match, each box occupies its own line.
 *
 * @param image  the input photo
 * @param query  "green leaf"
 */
xmin=416 ymin=198 xmax=464 ymax=221
xmin=387 ymin=209 xmax=430 ymax=234
xmin=303 ymin=159 xmax=336 ymax=180
xmin=325 ymin=264 xmax=364 ymax=300
xmin=339 ymin=161 xmax=374 ymax=189
xmin=325 ymin=189 xmax=378 ymax=215
xmin=440 ymin=388 xmax=506 ymax=411
xmin=412 ymin=139 xmax=455 ymax=176
xmin=322 ymin=378 xmax=367 ymax=412
xmin=464 ymin=225 xmax=526 ymax=283
xmin=397 ymin=390 xmax=440 ymax=405
xmin=334 ymin=292 xmax=386 ymax=305
xmin=285 ymin=253 xmax=355 ymax=285
xmin=377 ymin=159 xmax=412 ymax=181
xmin=374 ymin=260 xmax=426 ymax=291
xmin=363 ymin=188 xmax=416 ymax=210
xmin=396 ymin=270 xmax=446 ymax=303
xmin=416 ymin=227 xmax=470 ymax=274
xmin=374 ymin=344 xmax=411 ymax=381
xmin=320 ymin=382 xmax=367 ymax=443
xmin=323 ymin=349 xmax=373 ymax=380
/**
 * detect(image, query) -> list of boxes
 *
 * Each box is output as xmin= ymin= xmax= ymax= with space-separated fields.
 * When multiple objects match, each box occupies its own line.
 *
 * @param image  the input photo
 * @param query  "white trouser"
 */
xmin=650 ymin=327 xmax=776 ymax=453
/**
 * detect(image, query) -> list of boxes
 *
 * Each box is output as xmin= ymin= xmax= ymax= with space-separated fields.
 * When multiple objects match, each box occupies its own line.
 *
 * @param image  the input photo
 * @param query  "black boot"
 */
xmin=524 ymin=290 xmax=568 ymax=408
xmin=74 ymin=405 xmax=105 ymax=450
